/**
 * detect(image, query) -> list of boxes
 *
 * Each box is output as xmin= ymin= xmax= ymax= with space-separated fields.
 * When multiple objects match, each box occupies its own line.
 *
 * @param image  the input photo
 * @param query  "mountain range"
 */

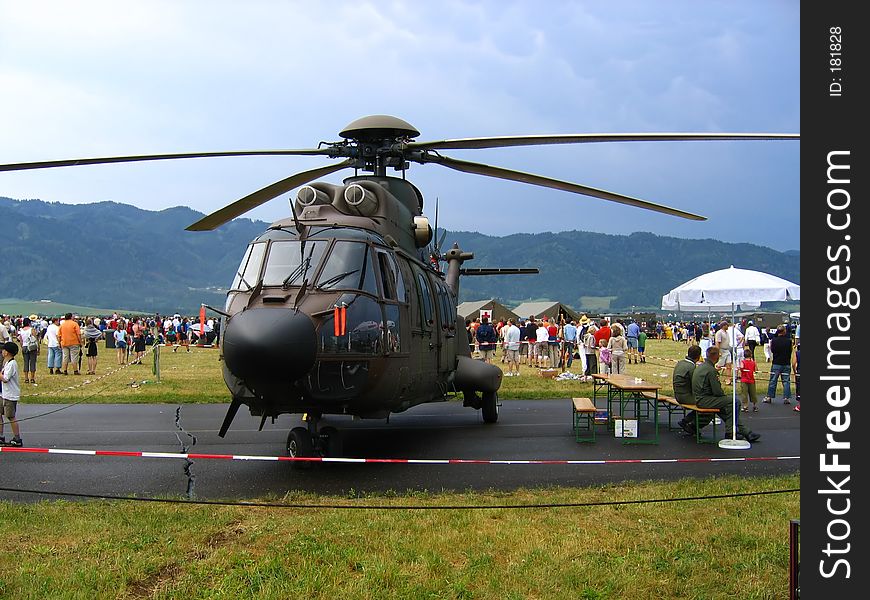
xmin=1 ymin=196 xmax=799 ymax=315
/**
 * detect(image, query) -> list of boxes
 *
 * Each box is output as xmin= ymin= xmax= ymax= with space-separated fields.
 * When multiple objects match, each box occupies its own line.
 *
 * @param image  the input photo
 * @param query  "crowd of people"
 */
xmin=463 ymin=313 xmax=799 ymax=443
xmin=0 ymin=312 xmax=218 ymax=448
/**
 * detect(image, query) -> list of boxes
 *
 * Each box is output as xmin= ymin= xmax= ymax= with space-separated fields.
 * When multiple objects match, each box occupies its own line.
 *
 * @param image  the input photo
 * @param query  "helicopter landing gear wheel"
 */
xmin=481 ymin=391 xmax=499 ymax=423
xmin=287 ymin=426 xmax=315 ymax=469
xmin=318 ymin=426 xmax=343 ymax=458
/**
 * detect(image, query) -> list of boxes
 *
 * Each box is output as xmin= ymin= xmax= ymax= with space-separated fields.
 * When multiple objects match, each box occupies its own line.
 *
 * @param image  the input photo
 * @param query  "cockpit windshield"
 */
xmin=316 ymin=241 xmax=378 ymax=295
xmin=232 ymin=228 xmax=396 ymax=296
xmin=262 ymin=240 xmax=328 ymax=287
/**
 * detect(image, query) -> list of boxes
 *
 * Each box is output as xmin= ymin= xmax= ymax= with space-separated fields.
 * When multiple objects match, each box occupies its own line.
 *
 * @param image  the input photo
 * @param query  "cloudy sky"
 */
xmin=0 ymin=1 xmax=799 ymax=250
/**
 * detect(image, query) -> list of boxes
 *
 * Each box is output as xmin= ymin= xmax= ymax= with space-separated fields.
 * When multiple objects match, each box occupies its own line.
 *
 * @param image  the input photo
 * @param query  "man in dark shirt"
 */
xmin=764 ymin=325 xmax=793 ymax=404
xmin=692 ymin=346 xmax=761 ymax=442
xmin=524 ymin=318 xmax=537 ymax=366
xmin=674 ymin=345 xmax=703 ymax=436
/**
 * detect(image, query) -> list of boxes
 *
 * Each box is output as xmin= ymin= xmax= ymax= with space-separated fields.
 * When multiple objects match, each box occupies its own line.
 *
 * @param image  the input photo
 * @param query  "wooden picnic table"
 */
xmin=591 ymin=373 xmax=661 ymax=444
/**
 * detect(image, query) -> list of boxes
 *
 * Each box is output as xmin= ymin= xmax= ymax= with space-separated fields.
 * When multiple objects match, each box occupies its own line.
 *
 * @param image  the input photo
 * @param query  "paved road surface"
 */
xmin=0 ymin=398 xmax=800 ymax=502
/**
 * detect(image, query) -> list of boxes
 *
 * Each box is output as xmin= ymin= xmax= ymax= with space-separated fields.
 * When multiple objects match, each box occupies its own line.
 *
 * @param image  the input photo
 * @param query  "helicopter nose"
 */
xmin=222 ymin=308 xmax=317 ymax=382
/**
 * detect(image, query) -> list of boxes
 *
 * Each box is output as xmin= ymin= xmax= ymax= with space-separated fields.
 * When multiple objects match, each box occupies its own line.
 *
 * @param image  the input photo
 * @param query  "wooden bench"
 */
xmin=572 ymin=397 xmax=597 ymax=443
xmin=644 ymin=392 xmax=720 ymax=444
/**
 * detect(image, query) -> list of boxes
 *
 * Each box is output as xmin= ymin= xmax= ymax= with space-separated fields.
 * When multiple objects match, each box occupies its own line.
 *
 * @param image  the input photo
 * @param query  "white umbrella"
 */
xmin=665 ymin=266 xmax=800 ymax=306
xmin=662 ymin=266 xmax=800 ymax=449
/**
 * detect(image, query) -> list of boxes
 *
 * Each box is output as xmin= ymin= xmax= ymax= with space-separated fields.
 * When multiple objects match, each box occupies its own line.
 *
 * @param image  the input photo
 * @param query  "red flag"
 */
xmin=200 ymin=305 xmax=206 ymax=339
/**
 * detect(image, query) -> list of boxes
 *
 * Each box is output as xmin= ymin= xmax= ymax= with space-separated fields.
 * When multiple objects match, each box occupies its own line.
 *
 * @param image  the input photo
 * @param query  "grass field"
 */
xmin=0 ymin=475 xmax=799 ymax=599
xmin=5 ymin=338 xmax=799 ymax=598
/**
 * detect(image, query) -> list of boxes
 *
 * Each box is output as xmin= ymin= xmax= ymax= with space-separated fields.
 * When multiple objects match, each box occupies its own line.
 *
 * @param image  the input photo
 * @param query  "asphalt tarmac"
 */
xmin=0 ymin=397 xmax=800 ymax=502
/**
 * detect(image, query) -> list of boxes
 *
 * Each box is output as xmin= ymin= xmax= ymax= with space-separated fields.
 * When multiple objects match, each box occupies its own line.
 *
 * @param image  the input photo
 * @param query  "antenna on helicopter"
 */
xmin=429 ymin=197 xmax=444 ymax=271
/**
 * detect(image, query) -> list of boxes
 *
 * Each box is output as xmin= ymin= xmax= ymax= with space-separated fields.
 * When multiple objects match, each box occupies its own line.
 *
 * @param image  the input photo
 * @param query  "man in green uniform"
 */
xmin=692 ymin=346 xmax=761 ymax=443
xmin=674 ymin=345 xmax=702 ymax=436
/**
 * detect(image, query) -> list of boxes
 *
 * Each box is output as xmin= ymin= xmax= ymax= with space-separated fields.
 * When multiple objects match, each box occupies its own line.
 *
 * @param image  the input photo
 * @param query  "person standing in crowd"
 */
xmin=535 ymin=319 xmax=549 ymax=368
xmin=0 ymin=341 xmax=22 ymax=446
xmin=503 ymin=318 xmax=521 ymax=377
xmin=582 ymin=324 xmax=598 ymax=382
xmin=58 ymin=313 xmax=82 ymax=375
xmin=674 ymin=344 xmax=703 ymax=437
xmin=133 ymin=318 xmax=147 ymax=364
xmin=518 ymin=319 xmax=529 ymax=365
xmin=739 ymin=348 xmax=759 ymax=412
xmin=761 ymin=327 xmax=773 ymax=362
xmin=562 ymin=319 xmax=578 ymax=370
xmin=476 ymin=317 xmax=497 ymax=364
xmin=114 ymin=319 xmax=129 ymax=365
xmin=594 ymin=318 xmax=611 ymax=350
xmin=44 ymin=317 xmax=62 ymax=375
xmin=744 ymin=320 xmax=761 ymax=360
xmin=82 ymin=318 xmax=104 ymax=375
xmin=637 ymin=327 xmax=647 ymax=363
xmin=692 ymin=346 xmax=761 ymax=442
xmin=607 ymin=323 xmax=629 ymax=374
xmin=598 ymin=338 xmax=612 ymax=375
xmin=465 ymin=319 xmax=474 ymax=353
xmin=524 ymin=317 xmax=537 ymax=367
xmin=714 ymin=320 xmax=733 ymax=384
xmin=546 ymin=317 xmax=560 ymax=370
xmin=626 ymin=319 xmax=640 ymax=364
xmin=764 ymin=325 xmax=793 ymax=404
xmin=0 ymin=317 xmax=11 ymax=345
xmin=17 ymin=317 xmax=39 ymax=385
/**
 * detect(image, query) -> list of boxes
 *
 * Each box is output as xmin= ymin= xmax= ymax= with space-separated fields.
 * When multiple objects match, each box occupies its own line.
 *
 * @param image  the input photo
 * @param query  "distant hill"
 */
xmin=0 ymin=196 xmax=799 ymax=314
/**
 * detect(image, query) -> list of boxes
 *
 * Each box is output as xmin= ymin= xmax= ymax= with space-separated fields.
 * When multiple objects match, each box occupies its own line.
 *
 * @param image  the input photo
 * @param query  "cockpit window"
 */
xmin=231 ymin=242 xmax=266 ymax=290
xmin=316 ymin=241 xmax=378 ymax=295
xmin=262 ymin=240 xmax=328 ymax=287
xmin=376 ymin=250 xmax=406 ymax=303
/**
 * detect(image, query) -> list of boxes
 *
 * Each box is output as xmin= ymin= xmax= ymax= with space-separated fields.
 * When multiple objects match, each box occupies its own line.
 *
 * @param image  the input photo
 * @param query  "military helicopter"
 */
xmin=0 ymin=115 xmax=798 ymax=460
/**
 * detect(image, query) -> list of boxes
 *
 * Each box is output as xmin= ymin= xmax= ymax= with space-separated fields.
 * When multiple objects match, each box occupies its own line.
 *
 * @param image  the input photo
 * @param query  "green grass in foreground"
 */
xmin=0 ymin=474 xmax=798 ymax=599
xmin=22 ymin=338 xmax=778 ymax=405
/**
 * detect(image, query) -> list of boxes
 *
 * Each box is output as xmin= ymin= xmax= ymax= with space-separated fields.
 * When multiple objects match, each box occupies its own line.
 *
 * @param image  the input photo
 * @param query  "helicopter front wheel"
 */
xmin=481 ymin=391 xmax=499 ymax=424
xmin=287 ymin=426 xmax=315 ymax=469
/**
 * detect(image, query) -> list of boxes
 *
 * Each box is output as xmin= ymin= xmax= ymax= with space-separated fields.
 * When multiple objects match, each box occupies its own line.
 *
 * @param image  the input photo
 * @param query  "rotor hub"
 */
xmin=339 ymin=115 xmax=420 ymax=142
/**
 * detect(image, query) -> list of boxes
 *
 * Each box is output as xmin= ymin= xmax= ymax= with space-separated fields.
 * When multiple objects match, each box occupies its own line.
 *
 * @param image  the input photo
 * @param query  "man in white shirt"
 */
xmin=503 ymin=319 xmax=521 ymax=376
xmin=743 ymin=320 xmax=760 ymax=360
xmin=44 ymin=318 xmax=62 ymax=374
xmin=0 ymin=318 xmax=10 ymax=344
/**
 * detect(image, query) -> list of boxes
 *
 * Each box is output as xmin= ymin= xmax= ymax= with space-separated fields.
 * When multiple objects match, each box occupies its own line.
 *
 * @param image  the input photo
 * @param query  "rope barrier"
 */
xmin=0 ymin=485 xmax=801 ymax=509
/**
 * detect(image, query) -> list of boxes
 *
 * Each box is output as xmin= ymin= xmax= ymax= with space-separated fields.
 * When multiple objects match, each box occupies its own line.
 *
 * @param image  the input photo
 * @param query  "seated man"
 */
xmin=673 ymin=344 xmax=703 ymax=436
xmin=692 ymin=346 xmax=760 ymax=442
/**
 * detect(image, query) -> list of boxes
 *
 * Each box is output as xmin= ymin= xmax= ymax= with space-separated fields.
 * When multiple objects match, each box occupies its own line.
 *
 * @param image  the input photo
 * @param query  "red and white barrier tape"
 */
xmin=0 ymin=446 xmax=799 ymax=464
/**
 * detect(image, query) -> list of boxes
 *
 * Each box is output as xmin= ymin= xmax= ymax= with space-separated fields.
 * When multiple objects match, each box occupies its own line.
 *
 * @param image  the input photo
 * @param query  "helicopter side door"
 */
xmin=404 ymin=261 xmax=440 ymax=399
xmin=431 ymin=277 xmax=457 ymax=377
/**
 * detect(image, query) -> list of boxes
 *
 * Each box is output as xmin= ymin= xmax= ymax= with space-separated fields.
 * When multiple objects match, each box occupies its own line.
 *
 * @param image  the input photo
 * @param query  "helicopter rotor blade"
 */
xmin=423 ymin=154 xmax=706 ymax=221
xmin=186 ymin=159 xmax=355 ymax=231
xmin=408 ymin=132 xmax=799 ymax=151
xmin=0 ymin=148 xmax=336 ymax=173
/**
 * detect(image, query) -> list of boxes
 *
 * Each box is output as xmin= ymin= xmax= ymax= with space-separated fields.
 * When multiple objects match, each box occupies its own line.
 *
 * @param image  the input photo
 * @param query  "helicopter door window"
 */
xmin=376 ymin=250 xmax=405 ymax=302
xmin=435 ymin=284 xmax=456 ymax=334
xmin=262 ymin=240 xmax=327 ymax=287
xmin=415 ymin=270 xmax=434 ymax=329
xmin=316 ymin=241 xmax=379 ymax=296
xmin=231 ymin=242 xmax=266 ymax=290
